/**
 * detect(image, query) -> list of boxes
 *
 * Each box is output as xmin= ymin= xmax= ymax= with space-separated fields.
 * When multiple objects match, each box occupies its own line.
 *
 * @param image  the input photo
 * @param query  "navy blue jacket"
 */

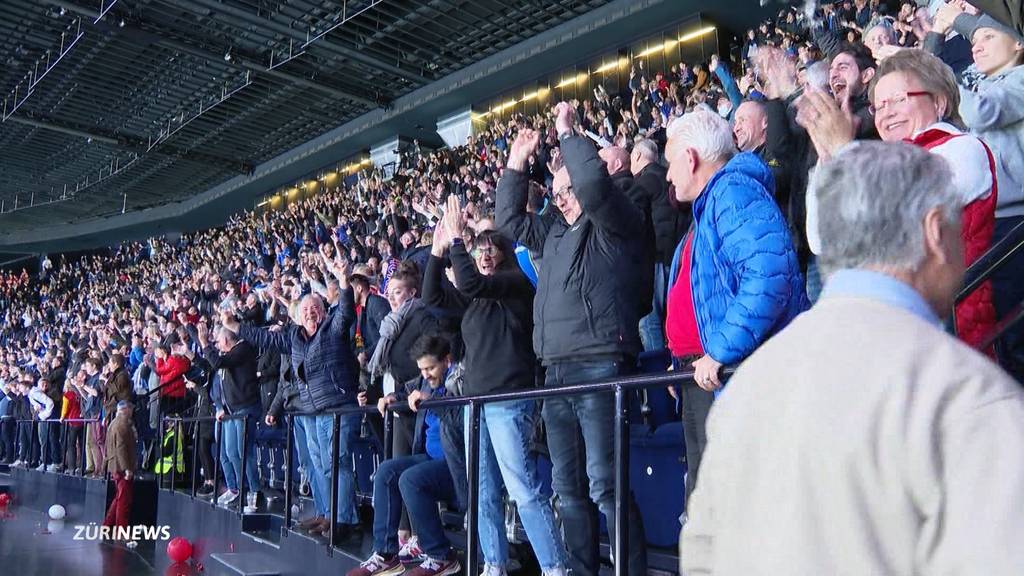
xmin=239 ymin=288 xmax=359 ymax=411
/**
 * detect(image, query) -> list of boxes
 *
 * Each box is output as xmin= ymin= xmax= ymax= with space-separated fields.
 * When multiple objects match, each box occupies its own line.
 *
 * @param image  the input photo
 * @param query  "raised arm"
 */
xmin=557 ymin=102 xmax=643 ymax=238
xmin=495 ymin=128 xmax=553 ymax=252
xmin=450 ymin=242 xmax=533 ymax=300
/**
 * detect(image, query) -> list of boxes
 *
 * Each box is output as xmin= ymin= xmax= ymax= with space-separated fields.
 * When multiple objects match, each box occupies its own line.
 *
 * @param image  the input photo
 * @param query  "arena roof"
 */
xmin=0 ymin=0 xmax=615 ymax=232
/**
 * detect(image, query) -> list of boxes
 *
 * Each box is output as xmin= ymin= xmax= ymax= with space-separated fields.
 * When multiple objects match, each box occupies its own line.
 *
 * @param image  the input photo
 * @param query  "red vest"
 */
xmin=911 ymin=128 xmax=997 ymax=355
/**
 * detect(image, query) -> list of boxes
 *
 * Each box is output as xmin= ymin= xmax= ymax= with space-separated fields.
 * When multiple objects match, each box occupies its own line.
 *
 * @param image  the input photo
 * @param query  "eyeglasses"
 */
xmin=869 ymin=91 xmax=931 ymax=115
xmin=471 ymin=246 xmax=499 ymax=258
xmin=552 ymin=185 xmax=574 ymax=201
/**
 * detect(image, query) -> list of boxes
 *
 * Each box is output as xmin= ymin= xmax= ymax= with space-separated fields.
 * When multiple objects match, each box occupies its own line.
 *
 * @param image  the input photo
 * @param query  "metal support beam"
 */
xmin=53 ymin=0 xmax=381 ymax=108
xmin=5 ymin=115 xmax=119 ymax=144
xmin=183 ymin=0 xmax=431 ymax=85
xmin=5 ymin=113 xmax=247 ymax=171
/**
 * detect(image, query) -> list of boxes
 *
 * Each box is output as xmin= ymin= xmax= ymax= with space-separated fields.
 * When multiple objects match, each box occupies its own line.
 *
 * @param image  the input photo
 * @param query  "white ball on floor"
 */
xmin=48 ymin=504 xmax=66 ymax=520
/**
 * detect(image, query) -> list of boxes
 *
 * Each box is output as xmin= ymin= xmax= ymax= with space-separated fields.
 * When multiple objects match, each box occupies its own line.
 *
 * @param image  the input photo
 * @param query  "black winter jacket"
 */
xmin=203 ymin=340 xmax=260 ymax=413
xmin=351 ymin=293 xmax=390 ymax=357
xmin=421 ymin=245 xmax=536 ymax=396
xmin=497 ymin=135 xmax=645 ymax=364
xmin=631 ymin=163 xmax=684 ymax=269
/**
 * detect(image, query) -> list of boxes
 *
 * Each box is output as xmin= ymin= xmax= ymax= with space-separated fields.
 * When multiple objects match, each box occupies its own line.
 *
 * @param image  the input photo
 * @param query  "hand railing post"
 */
xmin=466 ymin=401 xmax=482 ymax=576
xmin=79 ymin=420 xmax=87 ymax=477
xmin=613 ymin=385 xmax=630 ymax=576
xmin=329 ymin=412 xmax=341 ymax=549
xmin=191 ymin=419 xmax=200 ymax=498
xmin=60 ymin=421 xmax=68 ymax=473
xmin=157 ymin=418 xmax=165 ymax=490
xmin=239 ymin=415 xmax=249 ymax=516
xmin=383 ymin=408 xmax=393 ymax=461
xmin=283 ymin=414 xmax=294 ymax=534
xmin=212 ymin=419 xmax=221 ymax=508
xmin=170 ymin=420 xmax=179 ymax=491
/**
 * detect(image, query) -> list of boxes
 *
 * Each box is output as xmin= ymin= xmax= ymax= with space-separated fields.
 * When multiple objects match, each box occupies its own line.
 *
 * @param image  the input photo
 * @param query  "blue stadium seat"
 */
xmin=352 ymin=438 xmax=376 ymax=496
xmin=630 ymin=422 xmax=686 ymax=548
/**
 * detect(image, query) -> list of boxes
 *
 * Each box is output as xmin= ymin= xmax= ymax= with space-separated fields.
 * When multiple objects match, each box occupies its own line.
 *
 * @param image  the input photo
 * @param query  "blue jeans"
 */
xmin=806 ymin=255 xmax=823 ymax=304
xmin=220 ymin=406 xmax=261 ymax=493
xmin=39 ymin=421 xmax=61 ymax=466
xmin=293 ymin=416 xmax=326 ymax=517
xmin=372 ymin=454 xmax=431 ymax=555
xmin=542 ymin=360 xmax=647 ymax=576
xmin=305 ymin=412 xmax=360 ymax=524
xmin=640 ymin=263 xmax=668 ymax=352
xmin=399 ymin=457 xmax=456 ymax=559
xmin=469 ymin=399 xmax=567 ymax=570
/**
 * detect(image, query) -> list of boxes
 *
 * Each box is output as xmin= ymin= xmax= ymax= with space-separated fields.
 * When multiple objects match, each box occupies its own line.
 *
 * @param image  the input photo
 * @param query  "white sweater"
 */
xmin=681 ymin=296 xmax=1024 ymax=575
xmin=28 ymin=387 xmax=54 ymax=421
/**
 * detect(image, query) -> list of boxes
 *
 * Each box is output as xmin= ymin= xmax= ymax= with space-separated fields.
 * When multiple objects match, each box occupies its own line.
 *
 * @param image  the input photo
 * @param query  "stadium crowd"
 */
xmin=0 ymin=0 xmax=1022 ymax=574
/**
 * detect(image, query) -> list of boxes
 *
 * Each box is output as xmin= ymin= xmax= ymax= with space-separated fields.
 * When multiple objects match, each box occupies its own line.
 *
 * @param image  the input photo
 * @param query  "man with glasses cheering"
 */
xmin=497 ymin=101 xmax=649 ymax=576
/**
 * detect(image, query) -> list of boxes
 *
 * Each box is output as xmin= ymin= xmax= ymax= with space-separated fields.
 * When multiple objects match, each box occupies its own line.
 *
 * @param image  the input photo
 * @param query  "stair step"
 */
xmin=210 ymin=552 xmax=283 ymax=576
xmin=242 ymin=529 xmax=281 ymax=549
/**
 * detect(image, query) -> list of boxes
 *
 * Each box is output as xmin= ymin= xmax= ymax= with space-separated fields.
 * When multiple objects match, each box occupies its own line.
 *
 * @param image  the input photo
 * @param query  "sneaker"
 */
xmin=36 ymin=464 xmax=46 ymax=472
xmin=479 ymin=565 xmax=506 ymax=576
xmin=46 ymin=464 xmax=59 ymax=473
xmin=217 ymin=490 xmax=239 ymax=507
xmin=197 ymin=483 xmax=215 ymax=498
xmin=11 ymin=460 xmax=22 ymax=467
xmin=541 ymin=568 xmax=569 ymax=576
xmin=406 ymin=555 xmax=461 ymax=576
xmin=398 ymin=536 xmax=424 ymax=565
xmin=243 ymin=492 xmax=259 ymax=514
xmin=345 ymin=552 xmax=404 ymax=576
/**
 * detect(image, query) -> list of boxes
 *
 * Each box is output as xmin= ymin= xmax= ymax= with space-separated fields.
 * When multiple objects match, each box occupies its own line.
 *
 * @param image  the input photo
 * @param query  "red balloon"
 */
xmin=166 ymin=537 xmax=193 ymax=564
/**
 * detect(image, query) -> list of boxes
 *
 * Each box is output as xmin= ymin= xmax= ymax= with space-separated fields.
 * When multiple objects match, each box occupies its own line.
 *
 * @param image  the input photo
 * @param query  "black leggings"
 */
xmin=64 ymin=426 xmax=85 ymax=471
xmin=196 ymin=422 xmax=216 ymax=483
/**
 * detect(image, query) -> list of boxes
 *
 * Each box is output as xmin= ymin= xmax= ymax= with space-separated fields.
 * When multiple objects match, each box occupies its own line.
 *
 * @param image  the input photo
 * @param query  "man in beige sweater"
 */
xmin=680 ymin=142 xmax=1024 ymax=575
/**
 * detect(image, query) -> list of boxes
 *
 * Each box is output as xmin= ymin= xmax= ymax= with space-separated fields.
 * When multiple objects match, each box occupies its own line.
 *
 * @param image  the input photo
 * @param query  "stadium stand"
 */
xmin=0 ymin=0 xmax=1022 ymax=575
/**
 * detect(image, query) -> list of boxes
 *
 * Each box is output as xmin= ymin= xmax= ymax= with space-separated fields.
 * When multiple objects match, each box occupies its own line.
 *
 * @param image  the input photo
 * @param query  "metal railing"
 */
xmin=155 ymin=366 xmax=727 ymax=575
xmin=7 ymin=416 xmax=100 ymax=478
xmin=954 ymin=218 xmax=1024 ymax=346
xmin=163 ymin=413 xmax=249 ymax=516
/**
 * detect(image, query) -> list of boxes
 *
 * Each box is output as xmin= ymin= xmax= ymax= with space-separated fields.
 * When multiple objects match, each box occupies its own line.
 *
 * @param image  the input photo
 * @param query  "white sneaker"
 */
xmin=46 ymin=464 xmax=59 ymax=473
xmin=35 ymin=464 xmax=46 ymax=472
xmin=11 ymin=460 xmax=22 ymax=467
xmin=479 ymin=564 xmax=507 ymax=576
xmin=398 ymin=535 xmax=424 ymax=564
xmin=542 ymin=567 xmax=569 ymax=576
xmin=218 ymin=490 xmax=239 ymax=506
xmin=243 ymin=491 xmax=259 ymax=514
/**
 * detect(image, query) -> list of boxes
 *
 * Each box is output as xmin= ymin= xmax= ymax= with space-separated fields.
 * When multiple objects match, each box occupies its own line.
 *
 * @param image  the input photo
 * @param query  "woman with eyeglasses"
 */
xmin=797 ymin=47 xmax=999 ymax=352
xmin=869 ymin=49 xmax=999 ymax=353
xmin=422 ymin=195 xmax=569 ymax=576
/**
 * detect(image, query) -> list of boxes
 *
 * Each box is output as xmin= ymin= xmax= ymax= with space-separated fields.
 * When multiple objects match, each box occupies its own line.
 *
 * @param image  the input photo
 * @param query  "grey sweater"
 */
xmin=958 ymin=62 xmax=1024 ymax=218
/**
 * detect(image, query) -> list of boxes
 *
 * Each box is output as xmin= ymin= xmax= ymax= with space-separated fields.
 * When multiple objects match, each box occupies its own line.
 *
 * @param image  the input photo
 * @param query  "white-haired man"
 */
xmin=663 ymin=110 xmax=806 ymax=506
xmin=680 ymin=142 xmax=1024 ymax=575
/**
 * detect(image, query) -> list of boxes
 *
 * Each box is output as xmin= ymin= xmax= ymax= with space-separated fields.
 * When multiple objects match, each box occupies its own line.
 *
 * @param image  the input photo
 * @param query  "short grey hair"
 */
xmin=300 ymin=293 xmax=325 ymax=312
xmin=216 ymin=325 xmax=238 ymax=343
xmin=812 ymin=141 xmax=962 ymax=274
xmin=804 ymin=61 xmax=830 ymax=92
xmin=666 ymin=110 xmax=737 ymax=164
xmin=633 ymin=139 xmax=659 ymax=162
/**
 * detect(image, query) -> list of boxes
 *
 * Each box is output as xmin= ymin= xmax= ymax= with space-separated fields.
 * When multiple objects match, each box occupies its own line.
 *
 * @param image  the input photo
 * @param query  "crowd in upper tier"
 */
xmin=1 ymin=1 xmax=1022 ymax=574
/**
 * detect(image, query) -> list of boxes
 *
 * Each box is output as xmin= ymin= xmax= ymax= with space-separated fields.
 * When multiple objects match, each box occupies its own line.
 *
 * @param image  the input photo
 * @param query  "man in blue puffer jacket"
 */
xmin=664 ymin=109 xmax=808 ymax=506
